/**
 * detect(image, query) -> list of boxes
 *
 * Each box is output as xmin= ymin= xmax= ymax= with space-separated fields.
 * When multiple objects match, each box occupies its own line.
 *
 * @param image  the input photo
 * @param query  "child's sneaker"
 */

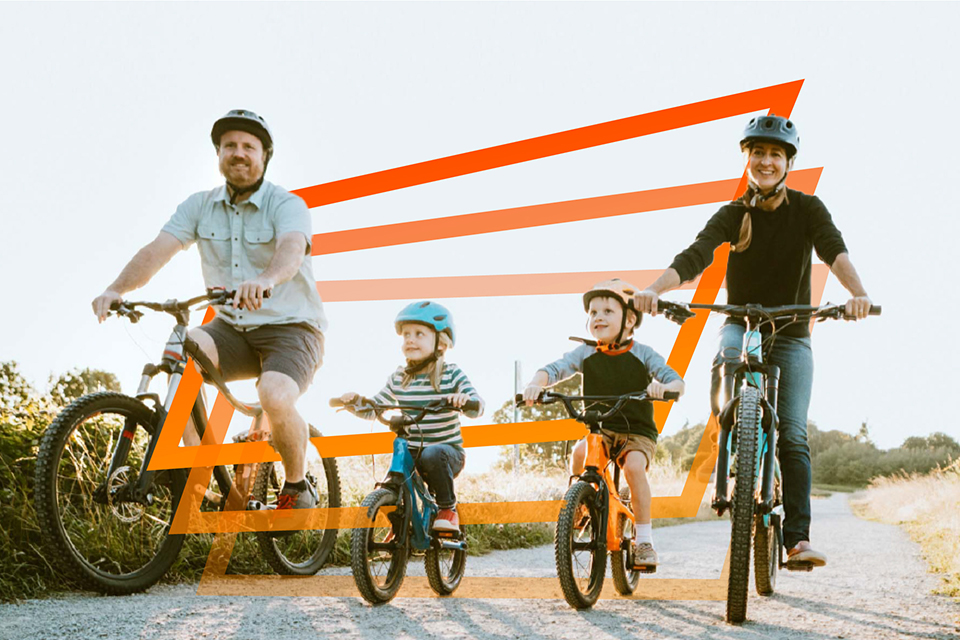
xmin=632 ymin=541 xmax=659 ymax=572
xmin=433 ymin=507 xmax=460 ymax=533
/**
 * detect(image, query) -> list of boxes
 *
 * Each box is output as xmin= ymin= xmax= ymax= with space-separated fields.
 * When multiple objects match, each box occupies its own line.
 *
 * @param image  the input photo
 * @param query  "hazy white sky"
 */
xmin=2 ymin=2 xmax=958 ymax=474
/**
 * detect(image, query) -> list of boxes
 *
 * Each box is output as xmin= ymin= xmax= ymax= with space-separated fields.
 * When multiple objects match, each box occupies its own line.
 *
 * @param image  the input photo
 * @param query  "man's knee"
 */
xmin=258 ymin=372 xmax=300 ymax=415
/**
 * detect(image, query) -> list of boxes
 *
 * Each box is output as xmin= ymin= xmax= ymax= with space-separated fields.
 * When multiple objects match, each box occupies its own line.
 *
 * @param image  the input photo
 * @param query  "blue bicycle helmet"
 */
xmin=740 ymin=115 xmax=799 ymax=159
xmin=394 ymin=301 xmax=456 ymax=347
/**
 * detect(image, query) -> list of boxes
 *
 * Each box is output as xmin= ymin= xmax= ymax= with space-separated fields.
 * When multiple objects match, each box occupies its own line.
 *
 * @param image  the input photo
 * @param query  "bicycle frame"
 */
xmin=380 ymin=436 xmax=445 ymax=552
xmin=579 ymin=431 xmax=635 ymax=553
xmin=108 ymin=312 xmax=266 ymax=513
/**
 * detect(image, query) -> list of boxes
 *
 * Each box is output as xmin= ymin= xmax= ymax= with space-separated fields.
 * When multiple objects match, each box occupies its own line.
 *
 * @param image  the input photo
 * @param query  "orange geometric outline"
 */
xmin=141 ymin=80 xmax=814 ymax=599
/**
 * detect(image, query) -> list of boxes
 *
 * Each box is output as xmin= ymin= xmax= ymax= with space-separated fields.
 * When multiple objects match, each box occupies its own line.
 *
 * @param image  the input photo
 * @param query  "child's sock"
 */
xmin=634 ymin=523 xmax=653 ymax=545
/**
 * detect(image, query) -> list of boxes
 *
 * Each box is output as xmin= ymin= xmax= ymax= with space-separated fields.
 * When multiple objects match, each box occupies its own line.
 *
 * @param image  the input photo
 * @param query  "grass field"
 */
xmin=852 ymin=459 xmax=960 ymax=599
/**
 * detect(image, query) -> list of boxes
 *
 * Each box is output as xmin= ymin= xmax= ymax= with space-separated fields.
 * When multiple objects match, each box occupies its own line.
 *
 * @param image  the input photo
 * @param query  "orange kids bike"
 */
xmin=519 ymin=389 xmax=678 ymax=609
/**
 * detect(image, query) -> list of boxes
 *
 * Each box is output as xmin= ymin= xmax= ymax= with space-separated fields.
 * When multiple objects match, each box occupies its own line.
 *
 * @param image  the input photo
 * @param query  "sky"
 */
xmin=2 ymin=2 xmax=958 ymax=475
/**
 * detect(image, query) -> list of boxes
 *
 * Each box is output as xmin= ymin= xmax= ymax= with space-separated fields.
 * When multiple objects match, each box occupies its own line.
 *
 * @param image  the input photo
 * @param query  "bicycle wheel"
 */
xmin=253 ymin=425 xmax=342 ymax=575
xmin=350 ymin=487 xmax=408 ymax=604
xmin=424 ymin=540 xmax=466 ymax=596
xmin=34 ymin=392 xmax=187 ymax=594
xmin=610 ymin=512 xmax=640 ymax=595
xmin=754 ymin=474 xmax=781 ymax=596
xmin=726 ymin=385 xmax=761 ymax=623
xmin=555 ymin=481 xmax=606 ymax=609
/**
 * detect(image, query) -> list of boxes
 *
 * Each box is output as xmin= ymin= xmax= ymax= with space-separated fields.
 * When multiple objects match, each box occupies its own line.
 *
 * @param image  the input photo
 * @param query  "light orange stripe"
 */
xmin=317 ymin=270 xmax=700 ymax=302
xmin=197 ymin=573 xmax=728 ymax=601
xmin=311 ymin=168 xmax=822 ymax=256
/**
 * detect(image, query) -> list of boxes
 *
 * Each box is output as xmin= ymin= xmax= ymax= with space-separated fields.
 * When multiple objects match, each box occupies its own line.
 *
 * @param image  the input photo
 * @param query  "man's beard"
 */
xmin=221 ymin=160 xmax=263 ymax=188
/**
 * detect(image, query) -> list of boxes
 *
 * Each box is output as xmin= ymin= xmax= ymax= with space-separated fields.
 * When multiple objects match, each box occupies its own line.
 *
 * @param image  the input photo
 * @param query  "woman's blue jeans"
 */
xmin=716 ymin=323 xmax=814 ymax=550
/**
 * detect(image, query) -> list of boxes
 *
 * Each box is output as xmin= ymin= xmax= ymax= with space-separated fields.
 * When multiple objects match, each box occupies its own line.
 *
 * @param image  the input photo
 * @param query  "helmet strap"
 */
xmin=745 ymin=173 xmax=788 ymax=209
xmin=227 ymin=175 xmax=265 ymax=205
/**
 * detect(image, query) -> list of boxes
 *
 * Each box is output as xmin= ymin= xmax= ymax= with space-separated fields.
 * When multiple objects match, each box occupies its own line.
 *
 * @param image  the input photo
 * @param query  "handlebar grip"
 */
xmin=663 ymin=391 xmax=680 ymax=401
xmin=869 ymin=305 xmax=881 ymax=316
xmin=109 ymin=300 xmax=122 ymax=311
xmin=329 ymin=398 xmax=345 ymax=408
xmin=462 ymin=399 xmax=480 ymax=413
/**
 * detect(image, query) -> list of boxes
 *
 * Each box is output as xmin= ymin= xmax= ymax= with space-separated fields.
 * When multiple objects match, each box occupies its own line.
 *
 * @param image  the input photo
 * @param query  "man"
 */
xmin=92 ymin=109 xmax=327 ymax=510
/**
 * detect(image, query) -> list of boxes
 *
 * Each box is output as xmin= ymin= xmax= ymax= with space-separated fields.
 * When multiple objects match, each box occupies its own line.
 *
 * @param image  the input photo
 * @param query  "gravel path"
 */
xmin=2 ymin=493 xmax=957 ymax=640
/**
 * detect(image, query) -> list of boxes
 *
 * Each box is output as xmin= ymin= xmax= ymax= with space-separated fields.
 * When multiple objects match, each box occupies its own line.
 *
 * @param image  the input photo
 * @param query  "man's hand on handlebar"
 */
xmin=233 ymin=277 xmax=274 ymax=311
xmin=92 ymin=290 xmax=123 ymax=323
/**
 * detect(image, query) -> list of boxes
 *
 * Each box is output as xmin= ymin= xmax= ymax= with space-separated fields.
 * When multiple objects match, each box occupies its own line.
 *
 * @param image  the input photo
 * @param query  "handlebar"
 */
xmin=330 ymin=396 xmax=481 ymax=433
xmin=513 ymin=390 xmax=678 ymax=426
xmin=109 ymin=288 xmax=271 ymax=323
xmin=685 ymin=302 xmax=880 ymax=323
xmin=652 ymin=301 xmax=880 ymax=327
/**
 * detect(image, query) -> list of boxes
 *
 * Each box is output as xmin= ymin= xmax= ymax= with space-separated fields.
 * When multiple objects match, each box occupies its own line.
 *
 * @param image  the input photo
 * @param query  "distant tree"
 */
xmin=923 ymin=432 xmax=960 ymax=453
xmin=48 ymin=368 xmax=121 ymax=407
xmin=657 ymin=421 xmax=707 ymax=471
xmin=492 ymin=374 xmax=583 ymax=471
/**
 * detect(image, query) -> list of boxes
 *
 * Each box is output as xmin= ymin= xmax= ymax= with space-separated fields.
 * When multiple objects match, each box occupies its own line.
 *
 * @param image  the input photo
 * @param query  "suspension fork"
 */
xmin=712 ymin=360 xmax=739 ymax=513
xmin=759 ymin=365 xmax=780 ymax=513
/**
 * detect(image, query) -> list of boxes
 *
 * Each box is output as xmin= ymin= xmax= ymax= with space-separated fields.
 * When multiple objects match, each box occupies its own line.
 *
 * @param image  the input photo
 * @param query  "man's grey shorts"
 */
xmin=196 ymin=317 xmax=324 ymax=393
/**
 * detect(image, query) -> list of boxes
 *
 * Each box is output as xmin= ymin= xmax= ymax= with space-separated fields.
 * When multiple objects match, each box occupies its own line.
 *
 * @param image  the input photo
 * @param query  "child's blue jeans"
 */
xmin=412 ymin=444 xmax=465 ymax=509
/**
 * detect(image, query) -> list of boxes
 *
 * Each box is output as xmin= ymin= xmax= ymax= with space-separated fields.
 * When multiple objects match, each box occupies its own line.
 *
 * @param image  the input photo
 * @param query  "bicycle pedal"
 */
xmin=632 ymin=564 xmax=657 ymax=574
xmin=785 ymin=560 xmax=814 ymax=572
xmin=436 ymin=530 xmax=459 ymax=539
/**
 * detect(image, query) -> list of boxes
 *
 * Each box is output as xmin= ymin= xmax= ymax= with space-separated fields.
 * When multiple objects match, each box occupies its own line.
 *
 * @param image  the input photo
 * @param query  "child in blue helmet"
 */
xmin=339 ymin=301 xmax=484 ymax=532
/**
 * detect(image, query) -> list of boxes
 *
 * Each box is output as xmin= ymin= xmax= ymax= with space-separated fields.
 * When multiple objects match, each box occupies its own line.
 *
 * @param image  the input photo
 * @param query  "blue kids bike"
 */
xmin=330 ymin=396 xmax=479 ymax=604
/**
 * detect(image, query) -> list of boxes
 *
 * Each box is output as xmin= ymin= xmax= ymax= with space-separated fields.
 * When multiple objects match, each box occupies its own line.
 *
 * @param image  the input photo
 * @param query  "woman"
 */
xmin=634 ymin=115 xmax=873 ymax=568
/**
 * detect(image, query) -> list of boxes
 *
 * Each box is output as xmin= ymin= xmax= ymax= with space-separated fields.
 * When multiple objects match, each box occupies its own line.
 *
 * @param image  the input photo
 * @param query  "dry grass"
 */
xmin=335 ymin=453 xmax=714 ymax=525
xmin=852 ymin=459 xmax=960 ymax=598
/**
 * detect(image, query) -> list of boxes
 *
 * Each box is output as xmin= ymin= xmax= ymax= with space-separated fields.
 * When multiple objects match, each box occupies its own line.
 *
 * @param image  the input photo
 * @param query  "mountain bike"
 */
xmin=34 ymin=289 xmax=341 ymax=594
xmin=659 ymin=300 xmax=880 ymax=623
xmin=518 ymin=389 xmax=679 ymax=610
xmin=331 ymin=396 xmax=479 ymax=604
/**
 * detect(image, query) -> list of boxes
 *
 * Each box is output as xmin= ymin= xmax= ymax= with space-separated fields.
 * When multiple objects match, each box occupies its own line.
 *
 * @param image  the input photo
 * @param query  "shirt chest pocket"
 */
xmin=197 ymin=221 xmax=231 ymax=264
xmin=244 ymin=225 xmax=276 ymax=270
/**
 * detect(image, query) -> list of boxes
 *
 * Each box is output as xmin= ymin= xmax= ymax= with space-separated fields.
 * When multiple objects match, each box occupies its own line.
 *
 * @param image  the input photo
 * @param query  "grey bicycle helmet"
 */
xmin=740 ymin=115 xmax=799 ymax=159
xmin=211 ymin=109 xmax=274 ymax=162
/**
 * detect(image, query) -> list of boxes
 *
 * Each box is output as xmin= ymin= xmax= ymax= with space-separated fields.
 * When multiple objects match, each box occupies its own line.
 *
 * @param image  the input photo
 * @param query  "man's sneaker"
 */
xmin=632 ymin=542 xmax=659 ymax=572
xmin=786 ymin=541 xmax=826 ymax=568
xmin=276 ymin=482 xmax=319 ymax=510
xmin=271 ymin=482 xmax=318 ymax=537
xmin=433 ymin=508 xmax=460 ymax=533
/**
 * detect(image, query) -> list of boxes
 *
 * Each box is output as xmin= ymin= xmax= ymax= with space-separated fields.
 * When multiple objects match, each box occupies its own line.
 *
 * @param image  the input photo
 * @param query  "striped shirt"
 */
xmin=352 ymin=363 xmax=484 ymax=449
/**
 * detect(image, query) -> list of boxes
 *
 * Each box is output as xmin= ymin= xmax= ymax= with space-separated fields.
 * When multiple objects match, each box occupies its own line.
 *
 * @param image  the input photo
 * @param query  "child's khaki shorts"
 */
xmin=599 ymin=430 xmax=657 ymax=471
